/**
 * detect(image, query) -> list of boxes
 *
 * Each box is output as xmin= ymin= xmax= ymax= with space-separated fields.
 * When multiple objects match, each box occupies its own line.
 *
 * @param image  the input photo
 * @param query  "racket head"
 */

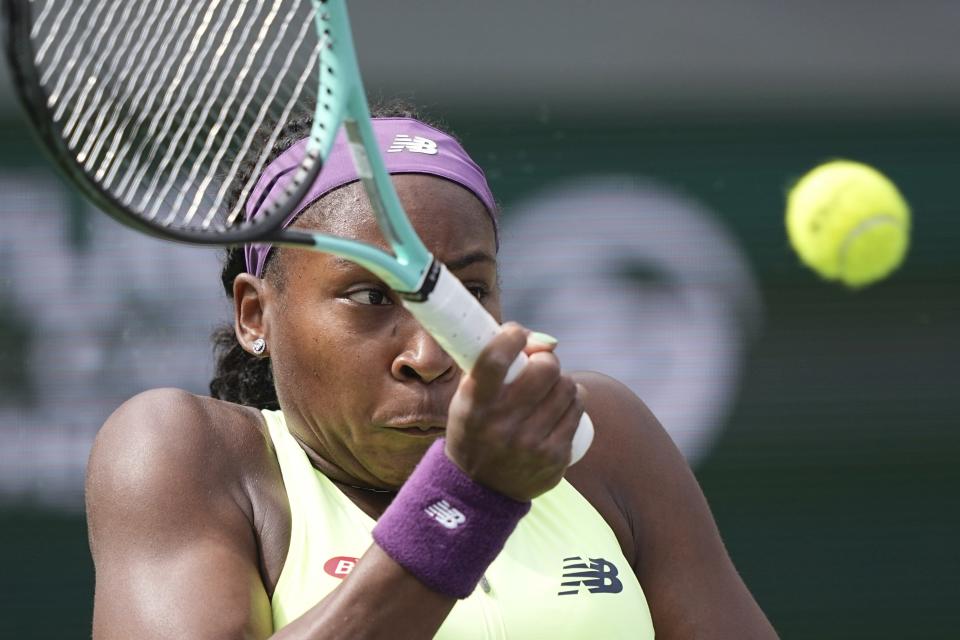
xmin=1 ymin=0 xmax=349 ymax=245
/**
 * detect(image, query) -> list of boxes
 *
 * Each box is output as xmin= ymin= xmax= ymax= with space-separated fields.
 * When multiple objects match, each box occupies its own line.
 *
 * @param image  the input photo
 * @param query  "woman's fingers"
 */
xmin=523 ymin=331 xmax=559 ymax=355
xmin=445 ymin=324 xmax=582 ymax=501
xmin=463 ymin=323 xmax=528 ymax=406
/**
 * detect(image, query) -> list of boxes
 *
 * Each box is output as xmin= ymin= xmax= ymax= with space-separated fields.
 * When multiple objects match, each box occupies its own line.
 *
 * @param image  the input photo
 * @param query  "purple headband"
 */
xmin=244 ymin=117 xmax=498 ymax=277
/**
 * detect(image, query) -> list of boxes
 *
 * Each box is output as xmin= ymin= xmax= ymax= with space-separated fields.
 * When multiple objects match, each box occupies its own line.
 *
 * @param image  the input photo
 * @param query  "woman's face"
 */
xmin=264 ymin=174 xmax=500 ymax=488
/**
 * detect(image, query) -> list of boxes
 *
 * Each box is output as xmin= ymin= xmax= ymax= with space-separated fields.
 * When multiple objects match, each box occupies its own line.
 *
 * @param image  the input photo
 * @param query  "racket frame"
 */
xmin=2 ymin=0 xmax=594 ymax=462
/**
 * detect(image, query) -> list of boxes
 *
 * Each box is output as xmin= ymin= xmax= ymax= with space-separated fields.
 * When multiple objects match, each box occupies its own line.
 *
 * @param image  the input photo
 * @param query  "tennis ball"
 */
xmin=786 ymin=160 xmax=911 ymax=288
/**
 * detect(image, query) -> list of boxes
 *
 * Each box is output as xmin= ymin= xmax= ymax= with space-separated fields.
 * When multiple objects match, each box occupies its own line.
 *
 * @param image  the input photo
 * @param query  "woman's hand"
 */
xmin=444 ymin=323 xmax=586 ymax=502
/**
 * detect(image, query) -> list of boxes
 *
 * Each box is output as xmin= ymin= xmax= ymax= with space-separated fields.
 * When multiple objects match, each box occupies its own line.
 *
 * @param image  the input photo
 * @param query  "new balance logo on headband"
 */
xmin=557 ymin=556 xmax=623 ymax=595
xmin=388 ymin=134 xmax=439 ymax=155
xmin=424 ymin=499 xmax=466 ymax=529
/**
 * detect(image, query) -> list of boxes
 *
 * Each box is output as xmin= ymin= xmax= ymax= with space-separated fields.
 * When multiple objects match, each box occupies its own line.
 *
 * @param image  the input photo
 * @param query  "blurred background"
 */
xmin=1 ymin=1 xmax=958 ymax=637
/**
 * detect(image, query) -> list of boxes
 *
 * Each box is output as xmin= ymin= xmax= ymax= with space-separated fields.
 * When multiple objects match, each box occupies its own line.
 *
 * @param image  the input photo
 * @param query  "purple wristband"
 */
xmin=372 ymin=438 xmax=531 ymax=599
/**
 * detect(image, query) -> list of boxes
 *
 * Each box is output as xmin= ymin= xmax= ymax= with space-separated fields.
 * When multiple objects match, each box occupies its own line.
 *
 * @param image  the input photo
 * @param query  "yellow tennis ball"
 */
xmin=786 ymin=160 xmax=911 ymax=288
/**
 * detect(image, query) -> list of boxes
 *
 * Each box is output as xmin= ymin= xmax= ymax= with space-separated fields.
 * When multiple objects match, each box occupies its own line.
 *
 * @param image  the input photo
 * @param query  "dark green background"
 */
xmin=2 ymin=113 xmax=958 ymax=638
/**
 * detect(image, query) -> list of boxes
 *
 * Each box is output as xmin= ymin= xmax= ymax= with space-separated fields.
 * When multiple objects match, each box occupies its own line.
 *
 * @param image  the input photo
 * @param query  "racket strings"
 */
xmin=41 ymin=0 xmax=108 ymax=99
xmin=212 ymin=19 xmax=325 ymax=229
xmin=157 ymin=3 xmax=321 ymax=227
xmin=84 ymin=1 xmax=198 ymax=182
xmin=50 ymin=1 xmax=137 ymax=124
xmin=124 ymin=0 xmax=257 ymax=215
xmin=61 ymin=2 xmax=175 ymax=154
xmin=26 ymin=0 xmax=325 ymax=233
xmin=92 ymin=1 xmax=222 ymax=190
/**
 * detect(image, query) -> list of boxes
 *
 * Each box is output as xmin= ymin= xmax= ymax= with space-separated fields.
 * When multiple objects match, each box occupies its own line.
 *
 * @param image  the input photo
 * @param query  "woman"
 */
xmin=86 ymin=106 xmax=778 ymax=639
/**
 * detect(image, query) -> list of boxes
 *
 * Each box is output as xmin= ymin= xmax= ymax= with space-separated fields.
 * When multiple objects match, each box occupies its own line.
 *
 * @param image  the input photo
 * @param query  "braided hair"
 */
xmin=209 ymin=102 xmax=449 ymax=408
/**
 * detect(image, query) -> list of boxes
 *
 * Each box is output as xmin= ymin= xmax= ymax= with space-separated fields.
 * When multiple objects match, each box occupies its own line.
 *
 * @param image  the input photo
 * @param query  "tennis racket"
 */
xmin=2 ymin=0 xmax=594 ymax=463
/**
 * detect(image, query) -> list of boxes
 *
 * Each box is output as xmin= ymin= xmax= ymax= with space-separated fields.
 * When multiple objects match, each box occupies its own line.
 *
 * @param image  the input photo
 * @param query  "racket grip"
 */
xmin=403 ymin=263 xmax=594 ymax=465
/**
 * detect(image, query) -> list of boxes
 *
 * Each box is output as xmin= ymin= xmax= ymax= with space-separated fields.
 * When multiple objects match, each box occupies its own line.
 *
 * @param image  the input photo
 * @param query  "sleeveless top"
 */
xmin=263 ymin=409 xmax=655 ymax=639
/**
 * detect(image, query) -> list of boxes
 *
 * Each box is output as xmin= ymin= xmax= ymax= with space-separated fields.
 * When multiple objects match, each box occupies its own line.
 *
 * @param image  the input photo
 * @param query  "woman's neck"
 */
xmin=287 ymin=427 xmax=397 ymax=518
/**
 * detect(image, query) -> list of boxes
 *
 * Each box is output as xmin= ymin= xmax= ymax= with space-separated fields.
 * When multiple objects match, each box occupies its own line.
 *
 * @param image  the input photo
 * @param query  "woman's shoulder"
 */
xmin=566 ymin=375 xmax=777 ymax=637
xmin=563 ymin=371 xmax=688 ymax=567
xmin=95 ymin=388 xmax=268 ymax=457
xmin=567 ymin=371 xmax=667 ymax=483
xmin=87 ymin=389 xmax=274 ymax=517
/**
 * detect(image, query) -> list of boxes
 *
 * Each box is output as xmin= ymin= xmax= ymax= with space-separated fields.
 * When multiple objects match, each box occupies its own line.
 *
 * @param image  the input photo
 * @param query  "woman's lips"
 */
xmin=390 ymin=426 xmax=446 ymax=436
xmin=382 ymin=417 xmax=447 ymax=435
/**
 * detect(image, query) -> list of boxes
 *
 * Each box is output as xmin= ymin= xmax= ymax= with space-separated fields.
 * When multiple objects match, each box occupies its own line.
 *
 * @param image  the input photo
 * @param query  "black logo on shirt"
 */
xmin=558 ymin=556 xmax=623 ymax=595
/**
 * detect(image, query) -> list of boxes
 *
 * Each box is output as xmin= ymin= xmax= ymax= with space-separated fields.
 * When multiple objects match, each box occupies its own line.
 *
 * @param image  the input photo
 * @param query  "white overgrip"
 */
xmin=402 ymin=263 xmax=594 ymax=464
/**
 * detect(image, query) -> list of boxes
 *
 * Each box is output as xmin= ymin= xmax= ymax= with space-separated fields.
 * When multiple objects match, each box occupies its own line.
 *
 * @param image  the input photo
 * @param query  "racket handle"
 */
xmin=403 ymin=263 xmax=594 ymax=465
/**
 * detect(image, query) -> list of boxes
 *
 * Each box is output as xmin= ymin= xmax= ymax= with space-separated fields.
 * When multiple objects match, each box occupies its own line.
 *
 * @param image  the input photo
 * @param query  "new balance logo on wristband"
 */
xmin=424 ymin=499 xmax=466 ymax=529
xmin=387 ymin=134 xmax=439 ymax=155
xmin=557 ymin=556 xmax=624 ymax=595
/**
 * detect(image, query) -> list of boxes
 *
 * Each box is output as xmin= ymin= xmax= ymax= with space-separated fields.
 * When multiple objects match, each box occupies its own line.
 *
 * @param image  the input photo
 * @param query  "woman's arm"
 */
xmin=88 ymin=389 xmax=275 ymax=638
xmin=575 ymin=372 xmax=779 ymax=639
xmin=87 ymin=389 xmax=456 ymax=640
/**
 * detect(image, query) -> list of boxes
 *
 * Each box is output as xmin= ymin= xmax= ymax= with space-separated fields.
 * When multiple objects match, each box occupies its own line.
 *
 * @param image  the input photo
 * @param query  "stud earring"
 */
xmin=251 ymin=337 xmax=267 ymax=356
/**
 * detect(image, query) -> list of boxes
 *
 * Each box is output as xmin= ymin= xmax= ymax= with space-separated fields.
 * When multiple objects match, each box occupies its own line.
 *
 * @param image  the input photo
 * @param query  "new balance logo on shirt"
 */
xmin=424 ymin=499 xmax=466 ymax=529
xmin=558 ymin=556 xmax=624 ymax=595
xmin=387 ymin=134 xmax=439 ymax=155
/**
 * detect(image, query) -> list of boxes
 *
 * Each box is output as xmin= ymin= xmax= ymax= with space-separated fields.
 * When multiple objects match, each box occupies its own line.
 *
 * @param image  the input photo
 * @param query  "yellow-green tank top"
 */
xmin=263 ymin=409 xmax=655 ymax=639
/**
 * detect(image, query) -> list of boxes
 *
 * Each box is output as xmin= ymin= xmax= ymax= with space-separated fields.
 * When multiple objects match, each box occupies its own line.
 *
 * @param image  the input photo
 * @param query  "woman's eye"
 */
xmin=347 ymin=289 xmax=392 ymax=306
xmin=467 ymin=285 xmax=489 ymax=302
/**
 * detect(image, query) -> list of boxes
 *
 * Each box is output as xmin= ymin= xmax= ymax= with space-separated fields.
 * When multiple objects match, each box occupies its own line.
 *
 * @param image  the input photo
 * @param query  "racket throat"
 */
xmin=398 ymin=259 xmax=442 ymax=302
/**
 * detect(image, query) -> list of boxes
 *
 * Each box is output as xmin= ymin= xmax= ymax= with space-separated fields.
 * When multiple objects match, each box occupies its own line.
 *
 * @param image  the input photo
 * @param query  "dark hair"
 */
xmin=209 ymin=101 xmax=450 ymax=408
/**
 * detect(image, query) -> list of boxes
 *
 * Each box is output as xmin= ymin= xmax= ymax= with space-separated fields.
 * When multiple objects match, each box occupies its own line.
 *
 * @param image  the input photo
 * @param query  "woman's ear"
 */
xmin=234 ymin=272 xmax=272 ymax=356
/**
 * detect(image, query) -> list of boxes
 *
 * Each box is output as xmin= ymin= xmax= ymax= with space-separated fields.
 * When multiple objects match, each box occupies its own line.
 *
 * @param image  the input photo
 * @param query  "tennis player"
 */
xmin=86 ymin=106 xmax=778 ymax=639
